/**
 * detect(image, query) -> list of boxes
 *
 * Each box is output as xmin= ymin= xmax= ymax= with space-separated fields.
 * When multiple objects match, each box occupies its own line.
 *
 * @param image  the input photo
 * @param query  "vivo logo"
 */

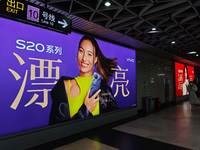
xmin=126 ymin=58 xmax=134 ymax=62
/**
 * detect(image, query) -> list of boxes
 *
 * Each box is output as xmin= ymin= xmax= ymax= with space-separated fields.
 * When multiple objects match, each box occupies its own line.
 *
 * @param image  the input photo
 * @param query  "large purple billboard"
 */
xmin=0 ymin=17 xmax=136 ymax=137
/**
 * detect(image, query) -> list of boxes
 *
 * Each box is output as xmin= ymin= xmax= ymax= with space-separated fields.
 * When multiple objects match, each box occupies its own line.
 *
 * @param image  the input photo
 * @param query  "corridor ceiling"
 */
xmin=29 ymin=0 xmax=200 ymax=66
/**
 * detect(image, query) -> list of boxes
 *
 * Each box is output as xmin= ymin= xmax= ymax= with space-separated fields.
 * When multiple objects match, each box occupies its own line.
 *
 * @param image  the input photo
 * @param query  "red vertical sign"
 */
xmin=175 ymin=62 xmax=194 ymax=97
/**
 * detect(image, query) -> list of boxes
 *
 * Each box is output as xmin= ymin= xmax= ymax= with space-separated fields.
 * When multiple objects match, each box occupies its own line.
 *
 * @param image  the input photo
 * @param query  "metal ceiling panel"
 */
xmin=27 ymin=0 xmax=200 ymax=66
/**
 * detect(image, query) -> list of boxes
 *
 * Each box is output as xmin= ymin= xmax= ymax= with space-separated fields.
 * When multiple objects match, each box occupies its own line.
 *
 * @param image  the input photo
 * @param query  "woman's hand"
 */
xmin=84 ymin=89 xmax=101 ymax=113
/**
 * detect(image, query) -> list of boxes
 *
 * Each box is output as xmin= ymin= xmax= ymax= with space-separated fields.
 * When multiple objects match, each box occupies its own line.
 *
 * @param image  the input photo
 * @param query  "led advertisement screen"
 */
xmin=0 ymin=17 xmax=136 ymax=137
xmin=175 ymin=62 xmax=194 ymax=97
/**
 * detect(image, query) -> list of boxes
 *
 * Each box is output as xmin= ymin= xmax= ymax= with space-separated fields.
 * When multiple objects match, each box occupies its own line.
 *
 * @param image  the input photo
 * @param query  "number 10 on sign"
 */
xmin=27 ymin=5 xmax=40 ymax=22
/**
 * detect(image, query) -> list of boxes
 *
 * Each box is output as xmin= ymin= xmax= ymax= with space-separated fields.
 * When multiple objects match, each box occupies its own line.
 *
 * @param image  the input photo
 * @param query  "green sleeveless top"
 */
xmin=68 ymin=75 xmax=100 ymax=118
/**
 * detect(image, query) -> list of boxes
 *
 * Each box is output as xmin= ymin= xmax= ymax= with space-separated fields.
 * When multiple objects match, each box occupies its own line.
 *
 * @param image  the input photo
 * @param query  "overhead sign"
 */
xmin=0 ymin=0 xmax=72 ymax=34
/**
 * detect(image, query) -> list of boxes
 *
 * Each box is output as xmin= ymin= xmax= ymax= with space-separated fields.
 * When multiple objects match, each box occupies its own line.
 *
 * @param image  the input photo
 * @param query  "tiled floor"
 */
xmin=54 ymin=138 xmax=119 ymax=150
xmin=30 ymin=101 xmax=200 ymax=150
xmin=113 ymin=102 xmax=200 ymax=150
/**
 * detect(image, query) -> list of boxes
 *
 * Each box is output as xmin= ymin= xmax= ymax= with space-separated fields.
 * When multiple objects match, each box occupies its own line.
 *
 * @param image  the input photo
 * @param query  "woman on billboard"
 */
xmin=183 ymin=65 xmax=189 ymax=95
xmin=49 ymin=35 xmax=119 ymax=125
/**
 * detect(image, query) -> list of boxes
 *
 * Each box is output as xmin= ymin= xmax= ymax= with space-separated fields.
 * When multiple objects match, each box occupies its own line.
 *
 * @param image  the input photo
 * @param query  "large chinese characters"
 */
xmin=9 ymin=53 xmax=62 ymax=110
xmin=178 ymin=72 xmax=183 ymax=90
xmin=110 ymin=65 xmax=130 ymax=97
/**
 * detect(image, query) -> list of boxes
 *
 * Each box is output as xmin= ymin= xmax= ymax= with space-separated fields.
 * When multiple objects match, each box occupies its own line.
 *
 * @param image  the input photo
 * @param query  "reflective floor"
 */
xmin=30 ymin=100 xmax=200 ymax=150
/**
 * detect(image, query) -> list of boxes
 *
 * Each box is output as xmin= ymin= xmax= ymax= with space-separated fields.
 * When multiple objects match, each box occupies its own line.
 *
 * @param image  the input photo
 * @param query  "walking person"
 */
xmin=188 ymin=81 xmax=198 ymax=111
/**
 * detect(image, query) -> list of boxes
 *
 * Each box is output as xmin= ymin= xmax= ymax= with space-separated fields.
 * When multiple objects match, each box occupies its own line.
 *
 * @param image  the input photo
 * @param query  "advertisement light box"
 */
xmin=175 ymin=62 xmax=194 ymax=97
xmin=0 ymin=17 xmax=136 ymax=137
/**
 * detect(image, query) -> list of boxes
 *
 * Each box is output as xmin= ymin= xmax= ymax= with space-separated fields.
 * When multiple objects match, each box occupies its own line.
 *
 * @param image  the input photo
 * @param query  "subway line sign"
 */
xmin=0 ymin=0 xmax=72 ymax=34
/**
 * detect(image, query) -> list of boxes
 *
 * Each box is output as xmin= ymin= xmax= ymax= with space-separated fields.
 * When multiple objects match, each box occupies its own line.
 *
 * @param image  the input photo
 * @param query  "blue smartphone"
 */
xmin=89 ymin=72 xmax=101 ymax=98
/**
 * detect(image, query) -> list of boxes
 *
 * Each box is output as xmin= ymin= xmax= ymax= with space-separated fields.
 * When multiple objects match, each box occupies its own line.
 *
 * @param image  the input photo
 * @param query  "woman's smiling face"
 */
xmin=77 ymin=39 xmax=97 ymax=76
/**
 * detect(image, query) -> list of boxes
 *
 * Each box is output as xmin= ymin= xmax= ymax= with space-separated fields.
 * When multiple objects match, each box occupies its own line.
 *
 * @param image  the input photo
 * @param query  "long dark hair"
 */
xmin=78 ymin=35 xmax=117 ymax=82
xmin=184 ymin=65 xmax=188 ymax=80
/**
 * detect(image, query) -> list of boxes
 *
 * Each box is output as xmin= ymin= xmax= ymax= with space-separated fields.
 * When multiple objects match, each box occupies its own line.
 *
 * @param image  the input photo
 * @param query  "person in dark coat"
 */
xmin=188 ymin=81 xmax=198 ymax=111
